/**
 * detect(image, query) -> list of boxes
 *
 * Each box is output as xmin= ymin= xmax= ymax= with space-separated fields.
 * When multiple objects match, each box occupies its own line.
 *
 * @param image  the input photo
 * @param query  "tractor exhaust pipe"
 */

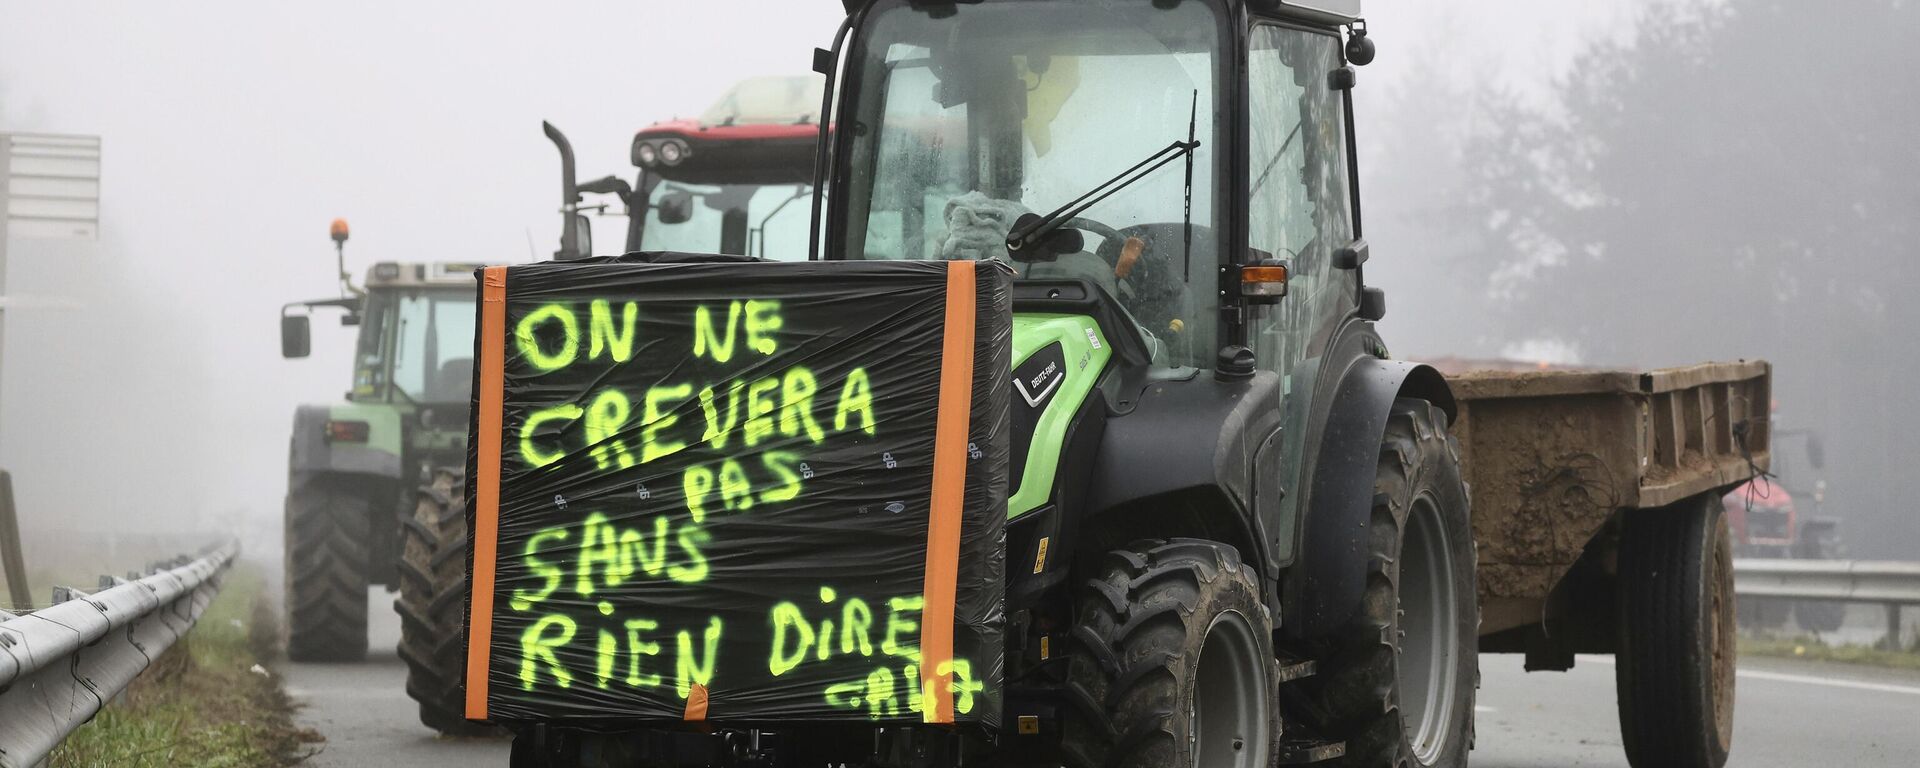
xmin=543 ymin=121 xmax=586 ymax=260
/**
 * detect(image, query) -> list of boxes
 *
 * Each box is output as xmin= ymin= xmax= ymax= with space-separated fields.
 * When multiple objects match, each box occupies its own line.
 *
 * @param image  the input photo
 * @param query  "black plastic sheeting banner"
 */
xmin=464 ymin=256 xmax=1009 ymax=730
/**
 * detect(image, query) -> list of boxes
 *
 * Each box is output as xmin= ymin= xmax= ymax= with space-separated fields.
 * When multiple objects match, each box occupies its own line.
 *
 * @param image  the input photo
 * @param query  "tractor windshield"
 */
xmin=352 ymin=288 xmax=476 ymax=404
xmin=838 ymin=0 xmax=1224 ymax=365
xmin=638 ymin=181 xmax=812 ymax=261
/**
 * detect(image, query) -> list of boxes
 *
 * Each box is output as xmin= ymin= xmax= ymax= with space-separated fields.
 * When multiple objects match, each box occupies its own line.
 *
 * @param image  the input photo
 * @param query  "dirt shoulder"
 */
xmin=48 ymin=560 xmax=321 ymax=767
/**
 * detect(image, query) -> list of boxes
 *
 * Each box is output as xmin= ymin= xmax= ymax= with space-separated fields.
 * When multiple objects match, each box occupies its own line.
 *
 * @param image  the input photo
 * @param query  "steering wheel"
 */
xmin=1057 ymin=217 xmax=1126 ymax=269
xmin=1049 ymin=216 xmax=1163 ymax=295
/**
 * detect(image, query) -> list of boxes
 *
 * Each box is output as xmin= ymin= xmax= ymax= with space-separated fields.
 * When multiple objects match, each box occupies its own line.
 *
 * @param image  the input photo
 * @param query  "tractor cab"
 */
xmin=341 ymin=262 xmax=482 ymax=407
xmin=548 ymin=76 xmax=824 ymax=261
xmin=822 ymin=0 xmax=1369 ymax=376
xmin=819 ymin=0 xmax=1375 ymax=533
xmin=282 ymin=258 xmax=480 ymax=409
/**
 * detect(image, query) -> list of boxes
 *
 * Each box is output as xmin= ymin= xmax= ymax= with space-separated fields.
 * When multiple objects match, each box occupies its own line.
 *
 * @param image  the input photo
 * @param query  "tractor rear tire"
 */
xmin=1060 ymin=539 xmax=1276 ymax=768
xmin=1792 ymin=599 xmax=1845 ymax=634
xmin=1615 ymin=493 xmax=1736 ymax=768
xmin=285 ymin=483 xmax=370 ymax=662
xmin=1737 ymin=596 xmax=1789 ymax=631
xmin=1792 ymin=531 xmax=1847 ymax=633
xmin=1297 ymin=398 xmax=1477 ymax=768
xmin=398 ymin=469 xmax=497 ymax=737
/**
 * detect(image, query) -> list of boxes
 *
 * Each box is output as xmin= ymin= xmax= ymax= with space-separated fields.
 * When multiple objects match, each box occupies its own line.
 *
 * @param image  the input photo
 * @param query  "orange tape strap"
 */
xmin=684 ymin=683 xmax=710 ymax=721
xmin=465 ymin=266 xmax=508 ymax=721
xmin=920 ymin=260 xmax=976 ymax=724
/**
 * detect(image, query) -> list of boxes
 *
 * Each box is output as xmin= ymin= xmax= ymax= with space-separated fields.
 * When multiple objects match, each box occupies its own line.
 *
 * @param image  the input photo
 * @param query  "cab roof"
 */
xmin=365 ymin=262 xmax=486 ymax=289
xmin=634 ymin=76 xmax=824 ymax=142
xmin=843 ymin=0 xmax=1361 ymax=24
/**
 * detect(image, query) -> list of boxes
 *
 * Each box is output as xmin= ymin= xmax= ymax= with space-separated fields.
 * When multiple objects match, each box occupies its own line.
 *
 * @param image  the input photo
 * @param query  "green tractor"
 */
xmin=281 ymin=77 xmax=825 ymax=736
xmin=506 ymin=0 xmax=1479 ymax=766
xmin=278 ymin=223 xmax=482 ymax=723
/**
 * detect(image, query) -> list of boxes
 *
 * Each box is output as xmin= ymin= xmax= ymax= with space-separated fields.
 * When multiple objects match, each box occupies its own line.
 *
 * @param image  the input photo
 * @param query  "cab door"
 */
xmin=1245 ymin=22 xmax=1359 ymax=564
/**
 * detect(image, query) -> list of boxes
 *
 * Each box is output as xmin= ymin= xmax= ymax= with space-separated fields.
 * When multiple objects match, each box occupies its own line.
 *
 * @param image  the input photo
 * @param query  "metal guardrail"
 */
xmin=0 ymin=541 xmax=237 ymax=768
xmin=1733 ymin=559 xmax=1920 ymax=604
xmin=1733 ymin=558 xmax=1920 ymax=648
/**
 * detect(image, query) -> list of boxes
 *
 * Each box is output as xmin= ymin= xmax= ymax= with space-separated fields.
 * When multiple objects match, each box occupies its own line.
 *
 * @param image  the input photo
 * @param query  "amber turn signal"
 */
xmin=1241 ymin=263 xmax=1290 ymax=298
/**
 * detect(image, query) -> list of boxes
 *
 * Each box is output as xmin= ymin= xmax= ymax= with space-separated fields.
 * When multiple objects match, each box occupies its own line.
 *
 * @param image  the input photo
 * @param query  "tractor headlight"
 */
xmin=635 ymin=142 xmax=660 ymax=167
xmin=660 ymin=140 xmax=688 ymax=165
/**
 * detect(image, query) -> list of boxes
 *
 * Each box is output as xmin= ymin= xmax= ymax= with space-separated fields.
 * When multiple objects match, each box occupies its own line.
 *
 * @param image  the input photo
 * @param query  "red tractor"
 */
xmin=1725 ymin=428 xmax=1846 ymax=632
xmin=544 ymin=75 xmax=822 ymax=261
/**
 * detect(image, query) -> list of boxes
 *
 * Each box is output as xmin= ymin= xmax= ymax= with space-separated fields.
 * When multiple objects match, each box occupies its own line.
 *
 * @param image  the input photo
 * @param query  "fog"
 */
xmin=1 ymin=0 xmax=1913 ymax=569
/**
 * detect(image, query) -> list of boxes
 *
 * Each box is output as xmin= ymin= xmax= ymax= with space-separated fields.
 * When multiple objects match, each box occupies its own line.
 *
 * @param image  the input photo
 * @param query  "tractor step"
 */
xmin=1275 ymin=659 xmax=1318 ymax=683
xmin=1276 ymin=738 xmax=1346 ymax=764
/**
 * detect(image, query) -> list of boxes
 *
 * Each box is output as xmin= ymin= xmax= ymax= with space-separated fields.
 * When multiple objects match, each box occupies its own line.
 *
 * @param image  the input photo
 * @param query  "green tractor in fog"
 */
xmin=279 ymin=219 xmax=482 ymax=734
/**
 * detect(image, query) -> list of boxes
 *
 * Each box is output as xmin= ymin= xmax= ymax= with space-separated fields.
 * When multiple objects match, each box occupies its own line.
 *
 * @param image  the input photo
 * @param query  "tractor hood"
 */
xmin=1007 ymin=314 xmax=1112 ymax=517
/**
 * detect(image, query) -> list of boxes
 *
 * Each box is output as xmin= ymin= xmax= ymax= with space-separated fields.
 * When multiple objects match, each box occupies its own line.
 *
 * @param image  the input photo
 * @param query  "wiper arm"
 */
xmin=1005 ymin=137 xmax=1201 ymax=255
xmin=1249 ymin=119 xmax=1304 ymax=197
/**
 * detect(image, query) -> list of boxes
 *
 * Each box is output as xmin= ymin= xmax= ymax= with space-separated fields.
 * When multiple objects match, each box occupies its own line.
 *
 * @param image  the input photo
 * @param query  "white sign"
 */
xmin=5 ymin=133 xmax=102 ymax=241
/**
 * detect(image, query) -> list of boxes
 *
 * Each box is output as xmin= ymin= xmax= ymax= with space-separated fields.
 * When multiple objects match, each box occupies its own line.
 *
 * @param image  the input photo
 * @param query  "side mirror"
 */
xmin=656 ymin=192 xmax=695 ymax=225
xmin=570 ymin=214 xmax=593 ymax=258
xmin=281 ymin=314 xmax=312 ymax=359
xmin=1359 ymin=286 xmax=1387 ymax=321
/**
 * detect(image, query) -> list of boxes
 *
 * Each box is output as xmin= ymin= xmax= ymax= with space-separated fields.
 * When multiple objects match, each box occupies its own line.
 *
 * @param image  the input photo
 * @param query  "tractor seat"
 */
xmin=432 ymin=357 xmax=474 ymax=403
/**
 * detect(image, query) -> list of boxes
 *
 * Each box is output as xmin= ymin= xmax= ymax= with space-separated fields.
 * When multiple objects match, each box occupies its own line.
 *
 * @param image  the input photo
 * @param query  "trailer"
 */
xmin=1448 ymin=360 xmax=1770 ymax=763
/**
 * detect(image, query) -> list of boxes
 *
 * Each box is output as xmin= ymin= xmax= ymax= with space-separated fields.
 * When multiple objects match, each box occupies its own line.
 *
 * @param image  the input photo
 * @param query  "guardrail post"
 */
xmin=0 ymin=470 xmax=28 ymax=611
xmin=1889 ymin=604 xmax=1906 ymax=651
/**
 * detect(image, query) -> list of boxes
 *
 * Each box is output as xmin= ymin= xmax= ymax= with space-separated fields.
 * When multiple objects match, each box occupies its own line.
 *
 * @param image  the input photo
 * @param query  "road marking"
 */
xmin=1734 ymin=669 xmax=1920 ymax=697
xmin=1475 ymin=705 xmax=1498 ymax=714
xmin=1577 ymin=655 xmax=1920 ymax=697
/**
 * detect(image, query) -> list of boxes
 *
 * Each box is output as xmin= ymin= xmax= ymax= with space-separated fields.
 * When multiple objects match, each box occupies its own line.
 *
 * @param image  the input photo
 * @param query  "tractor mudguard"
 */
xmin=1284 ymin=355 xmax=1454 ymax=642
xmin=1082 ymin=371 xmax=1282 ymax=565
xmin=289 ymin=403 xmax=404 ymax=480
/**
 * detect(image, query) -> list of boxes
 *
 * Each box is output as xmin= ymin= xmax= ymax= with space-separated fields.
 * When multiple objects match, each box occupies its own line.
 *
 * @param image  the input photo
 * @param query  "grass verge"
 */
xmin=48 ymin=561 xmax=320 ymax=767
xmin=1739 ymin=634 xmax=1920 ymax=671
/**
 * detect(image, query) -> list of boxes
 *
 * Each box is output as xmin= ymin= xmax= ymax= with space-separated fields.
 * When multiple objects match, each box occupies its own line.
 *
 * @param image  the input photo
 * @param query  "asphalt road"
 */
xmin=286 ymin=590 xmax=1920 ymax=767
xmin=283 ymin=591 xmax=511 ymax=766
xmin=1473 ymin=653 xmax=1920 ymax=767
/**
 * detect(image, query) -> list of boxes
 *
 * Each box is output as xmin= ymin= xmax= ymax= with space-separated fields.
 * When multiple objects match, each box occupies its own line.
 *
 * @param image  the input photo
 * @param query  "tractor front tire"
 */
xmin=1298 ymin=398 xmax=1478 ymax=768
xmin=285 ymin=483 xmax=371 ymax=662
xmin=1061 ymin=539 xmax=1276 ymax=768
xmin=398 ymin=469 xmax=496 ymax=737
xmin=1616 ymin=493 xmax=1736 ymax=768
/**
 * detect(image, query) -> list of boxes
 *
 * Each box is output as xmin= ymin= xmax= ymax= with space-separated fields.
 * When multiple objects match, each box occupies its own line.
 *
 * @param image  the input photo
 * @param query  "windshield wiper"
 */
xmin=1250 ymin=119 xmax=1305 ymax=197
xmin=1005 ymin=136 xmax=1201 ymax=256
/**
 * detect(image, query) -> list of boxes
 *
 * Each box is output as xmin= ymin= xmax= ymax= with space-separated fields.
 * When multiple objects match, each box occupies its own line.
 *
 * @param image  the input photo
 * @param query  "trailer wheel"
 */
xmin=1616 ymin=493 xmax=1736 ymax=768
xmin=1061 ymin=539 xmax=1275 ymax=768
xmin=1297 ymin=398 xmax=1477 ymax=767
xmin=398 ymin=469 xmax=496 ymax=737
xmin=285 ymin=482 xmax=370 ymax=662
